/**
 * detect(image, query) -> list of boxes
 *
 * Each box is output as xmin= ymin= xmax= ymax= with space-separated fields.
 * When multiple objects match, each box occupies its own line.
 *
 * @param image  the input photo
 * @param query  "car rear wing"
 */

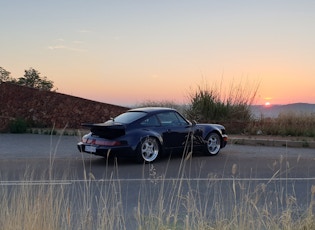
xmin=81 ymin=123 xmax=126 ymax=139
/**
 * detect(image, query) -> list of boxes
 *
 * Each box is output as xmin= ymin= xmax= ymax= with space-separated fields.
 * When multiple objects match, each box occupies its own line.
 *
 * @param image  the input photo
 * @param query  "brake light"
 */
xmin=82 ymin=136 xmax=123 ymax=146
xmin=95 ymin=140 xmax=122 ymax=146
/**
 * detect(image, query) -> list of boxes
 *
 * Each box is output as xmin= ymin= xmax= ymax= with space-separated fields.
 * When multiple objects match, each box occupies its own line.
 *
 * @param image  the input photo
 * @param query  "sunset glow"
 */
xmin=1 ymin=1 xmax=315 ymax=106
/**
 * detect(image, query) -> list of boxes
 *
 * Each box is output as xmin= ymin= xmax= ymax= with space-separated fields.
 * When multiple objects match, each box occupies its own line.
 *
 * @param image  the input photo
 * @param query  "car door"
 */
xmin=156 ymin=111 xmax=192 ymax=148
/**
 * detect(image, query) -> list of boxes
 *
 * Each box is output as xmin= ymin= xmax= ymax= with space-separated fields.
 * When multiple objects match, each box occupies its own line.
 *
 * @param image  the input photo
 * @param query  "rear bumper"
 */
xmin=77 ymin=142 xmax=135 ymax=157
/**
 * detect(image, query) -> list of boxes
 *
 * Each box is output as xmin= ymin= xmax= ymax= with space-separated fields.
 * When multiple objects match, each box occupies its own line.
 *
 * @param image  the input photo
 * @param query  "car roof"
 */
xmin=128 ymin=107 xmax=176 ymax=114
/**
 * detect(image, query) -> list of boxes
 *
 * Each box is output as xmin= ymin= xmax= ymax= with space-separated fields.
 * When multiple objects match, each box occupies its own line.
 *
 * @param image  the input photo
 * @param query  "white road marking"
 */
xmin=1 ymin=177 xmax=315 ymax=186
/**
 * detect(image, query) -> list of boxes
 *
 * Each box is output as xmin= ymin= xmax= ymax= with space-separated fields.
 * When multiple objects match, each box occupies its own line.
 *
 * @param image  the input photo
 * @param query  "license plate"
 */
xmin=85 ymin=145 xmax=96 ymax=153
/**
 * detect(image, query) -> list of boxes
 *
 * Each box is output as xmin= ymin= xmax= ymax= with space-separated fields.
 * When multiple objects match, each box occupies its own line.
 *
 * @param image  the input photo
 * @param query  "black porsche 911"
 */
xmin=77 ymin=107 xmax=227 ymax=163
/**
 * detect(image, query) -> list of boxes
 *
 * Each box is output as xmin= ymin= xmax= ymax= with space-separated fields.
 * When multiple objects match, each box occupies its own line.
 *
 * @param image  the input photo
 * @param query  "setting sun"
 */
xmin=265 ymin=102 xmax=271 ymax=107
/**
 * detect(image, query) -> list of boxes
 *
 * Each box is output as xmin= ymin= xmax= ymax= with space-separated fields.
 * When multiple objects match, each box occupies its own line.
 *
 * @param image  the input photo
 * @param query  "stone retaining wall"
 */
xmin=0 ymin=82 xmax=129 ymax=132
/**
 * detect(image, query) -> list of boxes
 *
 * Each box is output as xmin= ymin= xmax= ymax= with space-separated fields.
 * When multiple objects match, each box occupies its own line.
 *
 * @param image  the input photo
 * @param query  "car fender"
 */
xmin=194 ymin=124 xmax=225 ymax=138
xmin=195 ymin=124 xmax=228 ymax=147
xmin=125 ymin=129 xmax=164 ymax=151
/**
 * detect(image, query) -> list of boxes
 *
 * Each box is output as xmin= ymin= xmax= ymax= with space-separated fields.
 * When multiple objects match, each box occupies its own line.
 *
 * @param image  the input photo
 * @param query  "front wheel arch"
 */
xmin=204 ymin=132 xmax=222 ymax=156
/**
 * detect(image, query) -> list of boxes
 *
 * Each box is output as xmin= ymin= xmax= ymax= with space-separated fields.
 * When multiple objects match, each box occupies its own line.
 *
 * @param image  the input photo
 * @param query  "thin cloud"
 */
xmin=48 ymin=34 xmax=88 ymax=52
xmin=47 ymin=45 xmax=87 ymax=52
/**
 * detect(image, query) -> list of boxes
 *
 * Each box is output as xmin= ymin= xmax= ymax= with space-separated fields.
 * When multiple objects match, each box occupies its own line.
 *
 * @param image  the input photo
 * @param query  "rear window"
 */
xmin=113 ymin=111 xmax=146 ymax=124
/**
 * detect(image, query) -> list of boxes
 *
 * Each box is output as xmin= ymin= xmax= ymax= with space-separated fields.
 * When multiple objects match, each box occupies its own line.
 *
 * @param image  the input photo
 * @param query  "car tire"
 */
xmin=136 ymin=137 xmax=160 ymax=163
xmin=204 ymin=132 xmax=221 ymax=156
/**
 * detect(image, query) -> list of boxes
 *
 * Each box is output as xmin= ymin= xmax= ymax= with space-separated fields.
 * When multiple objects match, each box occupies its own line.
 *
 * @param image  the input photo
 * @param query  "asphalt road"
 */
xmin=1 ymin=134 xmax=315 ymax=228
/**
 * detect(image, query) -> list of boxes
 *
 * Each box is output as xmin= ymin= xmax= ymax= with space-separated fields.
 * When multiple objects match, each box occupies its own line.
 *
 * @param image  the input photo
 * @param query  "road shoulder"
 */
xmin=229 ymin=135 xmax=315 ymax=148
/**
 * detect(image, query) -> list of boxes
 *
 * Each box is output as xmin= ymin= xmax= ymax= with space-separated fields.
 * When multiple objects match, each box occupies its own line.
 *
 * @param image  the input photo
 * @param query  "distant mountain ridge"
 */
xmin=251 ymin=103 xmax=315 ymax=118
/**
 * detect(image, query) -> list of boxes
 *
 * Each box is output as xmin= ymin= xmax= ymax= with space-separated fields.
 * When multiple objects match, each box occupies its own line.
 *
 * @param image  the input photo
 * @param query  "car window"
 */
xmin=174 ymin=112 xmax=189 ymax=125
xmin=113 ymin=111 xmax=146 ymax=124
xmin=140 ymin=115 xmax=160 ymax=127
xmin=157 ymin=111 xmax=188 ymax=126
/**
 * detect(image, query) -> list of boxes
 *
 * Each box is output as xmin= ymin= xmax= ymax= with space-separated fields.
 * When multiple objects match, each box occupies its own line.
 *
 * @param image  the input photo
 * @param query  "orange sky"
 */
xmin=1 ymin=1 xmax=315 ymax=106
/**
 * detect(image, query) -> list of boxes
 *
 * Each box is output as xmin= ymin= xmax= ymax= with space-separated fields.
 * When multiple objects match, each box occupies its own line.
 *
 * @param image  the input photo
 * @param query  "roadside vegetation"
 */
xmin=246 ymin=112 xmax=315 ymax=137
xmin=186 ymin=80 xmax=258 ymax=123
xmin=185 ymin=79 xmax=259 ymax=134
xmin=9 ymin=117 xmax=28 ymax=133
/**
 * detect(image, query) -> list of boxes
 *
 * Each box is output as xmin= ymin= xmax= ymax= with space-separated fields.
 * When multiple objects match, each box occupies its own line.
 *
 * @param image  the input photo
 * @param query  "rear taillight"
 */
xmin=83 ymin=137 xmax=123 ymax=146
xmin=95 ymin=140 xmax=122 ymax=146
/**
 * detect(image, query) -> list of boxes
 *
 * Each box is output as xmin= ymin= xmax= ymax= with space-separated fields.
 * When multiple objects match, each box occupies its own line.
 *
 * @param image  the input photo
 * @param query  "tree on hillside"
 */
xmin=1 ymin=67 xmax=55 ymax=91
xmin=0 ymin=67 xmax=14 ymax=82
xmin=17 ymin=68 xmax=54 ymax=91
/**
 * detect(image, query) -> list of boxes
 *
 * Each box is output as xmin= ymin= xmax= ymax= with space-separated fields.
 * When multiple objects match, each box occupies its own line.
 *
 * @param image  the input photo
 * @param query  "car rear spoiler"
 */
xmin=81 ymin=123 xmax=125 ymax=139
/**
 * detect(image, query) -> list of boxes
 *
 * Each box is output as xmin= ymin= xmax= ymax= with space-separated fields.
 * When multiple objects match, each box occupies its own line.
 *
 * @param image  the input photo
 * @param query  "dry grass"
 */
xmin=0 ymin=175 xmax=68 ymax=230
xmin=247 ymin=112 xmax=315 ymax=137
xmin=1 ymin=155 xmax=315 ymax=229
xmin=0 ymin=169 xmax=126 ymax=230
xmin=186 ymin=79 xmax=259 ymax=124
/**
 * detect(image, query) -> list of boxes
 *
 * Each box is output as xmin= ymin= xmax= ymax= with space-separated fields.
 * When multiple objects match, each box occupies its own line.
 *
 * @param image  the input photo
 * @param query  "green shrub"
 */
xmin=186 ymin=80 xmax=259 ymax=133
xmin=187 ymin=84 xmax=257 ymax=122
xmin=9 ymin=117 xmax=28 ymax=133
